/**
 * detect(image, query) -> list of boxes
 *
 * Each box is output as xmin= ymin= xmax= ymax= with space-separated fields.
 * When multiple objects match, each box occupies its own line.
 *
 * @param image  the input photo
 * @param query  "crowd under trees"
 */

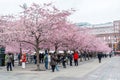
xmin=0 ymin=3 xmax=111 ymax=70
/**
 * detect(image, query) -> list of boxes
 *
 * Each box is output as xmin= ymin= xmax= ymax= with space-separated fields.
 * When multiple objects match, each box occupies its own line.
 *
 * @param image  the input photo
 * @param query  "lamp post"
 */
xmin=111 ymin=38 xmax=114 ymax=51
xmin=20 ymin=3 xmax=27 ymax=24
xmin=114 ymin=36 xmax=117 ymax=51
xmin=18 ymin=3 xmax=27 ymax=66
xmin=108 ymin=36 xmax=111 ymax=47
xmin=108 ymin=36 xmax=113 ymax=50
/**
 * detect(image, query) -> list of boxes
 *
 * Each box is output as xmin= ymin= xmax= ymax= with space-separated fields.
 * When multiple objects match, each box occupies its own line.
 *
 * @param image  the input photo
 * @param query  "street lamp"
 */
xmin=20 ymin=3 xmax=27 ymax=24
xmin=113 ymin=36 xmax=117 ymax=51
xmin=108 ymin=36 xmax=113 ymax=50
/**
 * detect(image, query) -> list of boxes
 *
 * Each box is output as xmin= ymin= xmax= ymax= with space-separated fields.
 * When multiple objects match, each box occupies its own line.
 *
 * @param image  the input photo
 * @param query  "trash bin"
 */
xmin=0 ymin=54 xmax=5 ymax=66
xmin=0 ymin=58 xmax=5 ymax=66
xmin=0 ymin=58 xmax=2 ymax=66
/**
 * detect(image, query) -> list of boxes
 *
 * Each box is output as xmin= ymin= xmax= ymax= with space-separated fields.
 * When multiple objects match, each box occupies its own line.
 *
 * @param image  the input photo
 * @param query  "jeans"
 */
xmin=51 ymin=65 xmax=55 ymax=72
xmin=7 ymin=62 xmax=12 ymax=71
xmin=70 ymin=60 xmax=72 ymax=66
xmin=45 ymin=61 xmax=48 ymax=69
xmin=62 ymin=61 xmax=66 ymax=68
xmin=34 ymin=59 xmax=37 ymax=64
xmin=74 ymin=59 xmax=78 ymax=66
xmin=55 ymin=64 xmax=59 ymax=71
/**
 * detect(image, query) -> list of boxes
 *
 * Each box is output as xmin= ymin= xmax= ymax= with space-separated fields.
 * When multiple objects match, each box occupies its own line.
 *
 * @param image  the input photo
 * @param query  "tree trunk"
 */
xmin=55 ymin=45 xmax=58 ymax=54
xmin=87 ymin=52 xmax=90 ymax=60
xmin=79 ymin=51 xmax=82 ymax=62
xmin=84 ymin=51 xmax=87 ymax=61
xmin=36 ymin=49 xmax=40 ymax=71
xmin=94 ymin=52 xmax=97 ymax=58
xmin=35 ymin=38 xmax=40 ymax=71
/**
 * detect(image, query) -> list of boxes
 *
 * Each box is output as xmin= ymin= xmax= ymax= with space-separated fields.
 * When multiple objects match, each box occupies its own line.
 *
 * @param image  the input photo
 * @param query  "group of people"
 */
xmin=5 ymin=51 xmax=112 ymax=72
xmin=5 ymin=53 xmax=26 ymax=71
xmin=33 ymin=53 xmax=44 ymax=64
xmin=5 ymin=53 xmax=14 ymax=71
xmin=43 ymin=51 xmax=79 ymax=72
xmin=97 ymin=52 xmax=113 ymax=63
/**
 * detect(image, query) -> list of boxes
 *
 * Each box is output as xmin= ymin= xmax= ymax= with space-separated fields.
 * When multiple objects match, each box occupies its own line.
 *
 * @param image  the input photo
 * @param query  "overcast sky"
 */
xmin=0 ymin=0 xmax=120 ymax=24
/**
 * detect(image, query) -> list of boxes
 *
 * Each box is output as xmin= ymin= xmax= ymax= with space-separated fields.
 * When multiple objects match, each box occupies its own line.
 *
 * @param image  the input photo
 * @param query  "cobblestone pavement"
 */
xmin=0 ymin=56 xmax=118 ymax=80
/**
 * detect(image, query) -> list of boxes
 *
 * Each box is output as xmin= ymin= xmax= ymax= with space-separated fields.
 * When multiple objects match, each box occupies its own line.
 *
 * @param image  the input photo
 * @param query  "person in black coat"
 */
xmin=11 ymin=53 xmax=14 ymax=67
xmin=68 ymin=53 xmax=73 ymax=66
xmin=61 ymin=54 xmax=66 ymax=68
xmin=97 ymin=52 xmax=102 ymax=63
xmin=33 ymin=54 xmax=37 ymax=64
xmin=50 ymin=54 xmax=57 ymax=72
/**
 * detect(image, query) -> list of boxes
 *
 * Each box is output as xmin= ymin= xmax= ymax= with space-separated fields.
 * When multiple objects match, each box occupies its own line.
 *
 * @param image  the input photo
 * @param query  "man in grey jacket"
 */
xmin=5 ymin=53 xmax=12 ymax=71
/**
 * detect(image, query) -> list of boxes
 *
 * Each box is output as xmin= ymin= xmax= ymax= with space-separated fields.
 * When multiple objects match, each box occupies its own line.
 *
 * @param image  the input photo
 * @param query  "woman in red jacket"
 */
xmin=73 ymin=51 xmax=79 ymax=66
xmin=21 ymin=53 xmax=26 ymax=69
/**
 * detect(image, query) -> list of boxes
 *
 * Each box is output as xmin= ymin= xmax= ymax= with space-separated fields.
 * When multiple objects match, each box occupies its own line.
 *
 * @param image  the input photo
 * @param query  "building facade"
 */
xmin=78 ymin=20 xmax=120 ymax=51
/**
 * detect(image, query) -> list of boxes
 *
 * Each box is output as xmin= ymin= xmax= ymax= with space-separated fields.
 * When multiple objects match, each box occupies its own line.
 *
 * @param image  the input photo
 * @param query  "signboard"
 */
xmin=0 ymin=47 xmax=5 ymax=54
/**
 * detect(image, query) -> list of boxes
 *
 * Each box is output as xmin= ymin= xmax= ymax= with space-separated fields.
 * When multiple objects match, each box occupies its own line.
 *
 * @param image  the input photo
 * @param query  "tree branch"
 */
xmin=20 ymin=40 xmax=35 ymax=46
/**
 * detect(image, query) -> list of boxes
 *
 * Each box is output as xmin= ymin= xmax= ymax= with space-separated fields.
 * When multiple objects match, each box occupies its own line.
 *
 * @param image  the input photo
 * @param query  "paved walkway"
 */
xmin=80 ymin=56 xmax=120 ymax=80
xmin=0 ymin=56 xmax=118 ymax=80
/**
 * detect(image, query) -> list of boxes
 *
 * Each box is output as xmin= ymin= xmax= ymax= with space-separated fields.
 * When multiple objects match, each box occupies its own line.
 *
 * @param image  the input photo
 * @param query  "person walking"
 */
xmin=73 ymin=51 xmax=79 ymax=66
xmin=41 ymin=53 xmax=44 ymax=63
xmin=97 ymin=52 xmax=102 ymax=63
xmin=33 ymin=54 xmax=37 ymax=64
xmin=21 ymin=53 xmax=26 ymax=69
xmin=44 ymin=51 xmax=48 ymax=70
xmin=18 ymin=53 xmax=22 ymax=66
xmin=48 ymin=53 xmax=51 ymax=69
xmin=50 ymin=54 xmax=57 ymax=72
xmin=11 ymin=53 xmax=14 ymax=67
xmin=55 ymin=54 xmax=59 ymax=71
xmin=68 ymin=53 xmax=73 ymax=66
xmin=5 ymin=53 xmax=13 ymax=71
xmin=61 ymin=54 xmax=66 ymax=68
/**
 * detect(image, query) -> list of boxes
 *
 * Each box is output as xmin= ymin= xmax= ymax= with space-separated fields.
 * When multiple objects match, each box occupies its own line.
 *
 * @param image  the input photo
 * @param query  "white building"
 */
xmin=77 ymin=20 xmax=120 ymax=50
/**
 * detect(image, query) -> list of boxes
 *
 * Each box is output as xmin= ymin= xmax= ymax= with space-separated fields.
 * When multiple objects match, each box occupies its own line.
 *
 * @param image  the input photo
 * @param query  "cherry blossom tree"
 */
xmin=14 ymin=3 xmax=72 ymax=70
xmin=0 ymin=2 xmax=111 ymax=71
